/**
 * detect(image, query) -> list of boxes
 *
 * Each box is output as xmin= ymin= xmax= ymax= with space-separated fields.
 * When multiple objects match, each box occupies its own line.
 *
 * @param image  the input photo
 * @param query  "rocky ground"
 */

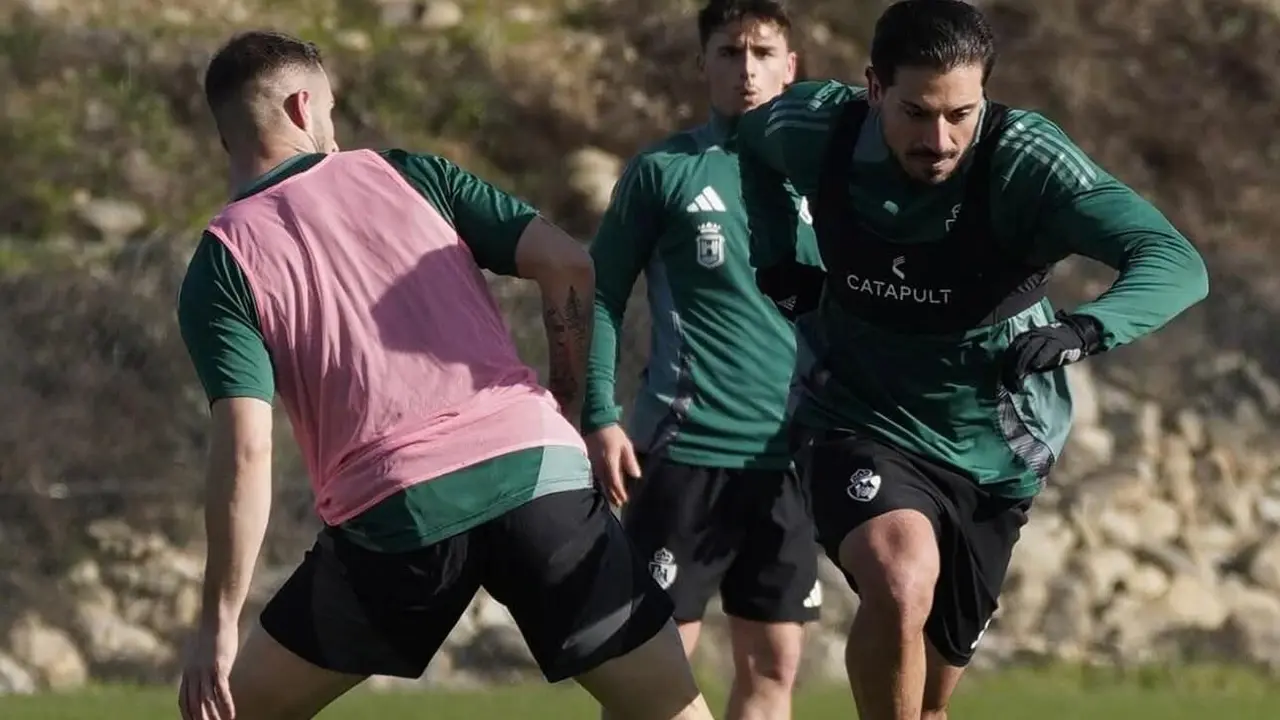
xmin=2 ymin=0 xmax=1280 ymax=693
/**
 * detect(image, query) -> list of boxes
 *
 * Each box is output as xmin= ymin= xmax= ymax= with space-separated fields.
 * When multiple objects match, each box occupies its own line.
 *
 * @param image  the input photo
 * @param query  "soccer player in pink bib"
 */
xmin=176 ymin=30 xmax=712 ymax=720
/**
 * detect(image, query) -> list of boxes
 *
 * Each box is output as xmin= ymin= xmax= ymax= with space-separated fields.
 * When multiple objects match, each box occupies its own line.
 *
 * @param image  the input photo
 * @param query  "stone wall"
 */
xmin=4 ymin=366 xmax=1279 ymax=695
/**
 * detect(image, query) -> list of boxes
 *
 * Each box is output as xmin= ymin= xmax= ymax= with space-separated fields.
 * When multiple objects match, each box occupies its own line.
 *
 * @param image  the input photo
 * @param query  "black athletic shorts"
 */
xmin=796 ymin=429 xmax=1031 ymax=667
xmin=621 ymin=453 xmax=821 ymax=624
xmin=258 ymin=488 xmax=674 ymax=683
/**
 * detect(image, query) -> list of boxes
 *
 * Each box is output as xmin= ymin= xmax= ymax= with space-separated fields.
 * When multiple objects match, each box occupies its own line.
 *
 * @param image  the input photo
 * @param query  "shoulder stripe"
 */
xmin=765 ymin=103 xmax=837 ymax=130
xmin=999 ymin=120 xmax=1098 ymax=190
xmin=765 ymin=119 xmax=834 ymax=137
xmin=764 ymin=106 xmax=839 ymax=137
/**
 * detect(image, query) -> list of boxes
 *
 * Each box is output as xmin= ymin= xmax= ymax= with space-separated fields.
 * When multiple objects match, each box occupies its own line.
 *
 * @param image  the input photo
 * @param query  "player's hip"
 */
xmin=794 ymin=379 xmax=1070 ymax=493
xmin=626 ymin=394 xmax=795 ymax=469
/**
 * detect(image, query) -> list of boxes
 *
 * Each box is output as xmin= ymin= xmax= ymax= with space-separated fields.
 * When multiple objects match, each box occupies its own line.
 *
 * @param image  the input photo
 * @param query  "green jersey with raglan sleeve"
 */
xmin=177 ymin=151 xmax=591 ymax=552
xmin=583 ymin=116 xmax=820 ymax=470
xmin=736 ymin=80 xmax=1209 ymax=497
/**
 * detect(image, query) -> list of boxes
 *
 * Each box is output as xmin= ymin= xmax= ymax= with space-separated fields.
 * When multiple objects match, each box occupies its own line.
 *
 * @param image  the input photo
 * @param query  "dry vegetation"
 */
xmin=0 ymin=0 xmax=1277 ymax=588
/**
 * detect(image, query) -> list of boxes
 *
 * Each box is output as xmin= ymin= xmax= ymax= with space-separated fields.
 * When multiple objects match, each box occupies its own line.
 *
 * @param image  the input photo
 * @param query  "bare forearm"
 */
xmin=200 ymin=455 xmax=272 ymax=629
xmin=541 ymin=269 xmax=594 ymax=419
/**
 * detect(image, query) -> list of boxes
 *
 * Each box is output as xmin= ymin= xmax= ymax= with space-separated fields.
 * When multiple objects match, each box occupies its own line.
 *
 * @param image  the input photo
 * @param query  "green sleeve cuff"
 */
xmin=580 ymin=405 xmax=623 ymax=434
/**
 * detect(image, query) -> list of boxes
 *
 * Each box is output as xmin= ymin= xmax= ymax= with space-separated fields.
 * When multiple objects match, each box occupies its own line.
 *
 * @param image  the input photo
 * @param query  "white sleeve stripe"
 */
xmin=999 ymin=121 xmax=1098 ymax=186
xmin=1003 ymin=136 xmax=1095 ymax=189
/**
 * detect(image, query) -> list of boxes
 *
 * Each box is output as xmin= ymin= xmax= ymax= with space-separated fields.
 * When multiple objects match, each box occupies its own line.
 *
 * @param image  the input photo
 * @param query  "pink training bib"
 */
xmin=206 ymin=150 xmax=585 ymax=525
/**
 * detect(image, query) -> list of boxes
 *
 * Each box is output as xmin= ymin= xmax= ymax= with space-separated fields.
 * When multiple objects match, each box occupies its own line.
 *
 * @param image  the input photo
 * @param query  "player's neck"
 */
xmin=226 ymin=138 xmax=320 ymax=198
xmin=707 ymin=108 xmax=742 ymax=146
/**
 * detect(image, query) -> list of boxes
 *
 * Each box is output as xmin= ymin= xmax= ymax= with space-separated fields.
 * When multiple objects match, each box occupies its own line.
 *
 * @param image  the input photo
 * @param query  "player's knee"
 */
xmin=840 ymin=510 xmax=939 ymax=628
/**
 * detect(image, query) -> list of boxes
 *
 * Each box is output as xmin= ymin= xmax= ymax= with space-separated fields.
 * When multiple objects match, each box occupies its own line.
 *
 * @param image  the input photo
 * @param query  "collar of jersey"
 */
xmin=234 ymin=152 xmax=325 ymax=201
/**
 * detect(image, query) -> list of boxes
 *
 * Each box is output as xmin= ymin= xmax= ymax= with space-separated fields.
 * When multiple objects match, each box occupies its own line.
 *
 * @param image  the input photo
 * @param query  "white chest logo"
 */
xmin=696 ymin=222 xmax=726 ymax=269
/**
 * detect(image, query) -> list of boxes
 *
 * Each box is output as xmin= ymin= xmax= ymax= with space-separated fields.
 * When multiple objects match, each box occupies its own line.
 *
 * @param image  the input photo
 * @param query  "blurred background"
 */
xmin=0 ymin=0 xmax=1279 ymax=713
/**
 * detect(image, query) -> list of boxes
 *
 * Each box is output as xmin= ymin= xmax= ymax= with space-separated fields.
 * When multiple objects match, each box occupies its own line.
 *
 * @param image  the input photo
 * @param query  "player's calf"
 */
xmin=727 ymin=617 xmax=804 ymax=720
xmin=921 ymin=648 xmax=964 ymax=720
xmin=839 ymin=509 xmax=940 ymax=720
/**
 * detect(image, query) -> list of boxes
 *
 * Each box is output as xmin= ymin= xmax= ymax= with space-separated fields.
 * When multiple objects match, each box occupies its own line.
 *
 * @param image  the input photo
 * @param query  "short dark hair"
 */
xmin=203 ymin=30 xmax=324 ymax=113
xmin=697 ymin=0 xmax=792 ymax=48
xmin=870 ymin=0 xmax=997 ymax=87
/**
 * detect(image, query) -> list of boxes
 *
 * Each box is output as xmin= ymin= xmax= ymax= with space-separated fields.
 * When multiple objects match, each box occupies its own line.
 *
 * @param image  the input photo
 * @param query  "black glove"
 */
xmin=755 ymin=256 xmax=826 ymax=321
xmin=1000 ymin=312 xmax=1103 ymax=393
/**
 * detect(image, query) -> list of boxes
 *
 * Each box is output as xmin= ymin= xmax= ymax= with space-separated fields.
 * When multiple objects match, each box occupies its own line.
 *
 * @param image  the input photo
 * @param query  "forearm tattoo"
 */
xmin=545 ymin=286 xmax=590 ymax=409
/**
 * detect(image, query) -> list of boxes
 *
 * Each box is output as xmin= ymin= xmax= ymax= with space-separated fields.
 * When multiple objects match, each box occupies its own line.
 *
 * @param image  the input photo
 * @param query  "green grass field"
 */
xmin=2 ymin=666 xmax=1279 ymax=719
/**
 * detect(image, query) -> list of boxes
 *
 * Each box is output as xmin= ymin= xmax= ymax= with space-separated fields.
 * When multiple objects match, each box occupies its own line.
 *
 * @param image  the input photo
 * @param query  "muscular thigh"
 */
xmin=802 ymin=430 xmax=1032 ymax=666
xmin=800 ymin=431 xmax=945 ymax=571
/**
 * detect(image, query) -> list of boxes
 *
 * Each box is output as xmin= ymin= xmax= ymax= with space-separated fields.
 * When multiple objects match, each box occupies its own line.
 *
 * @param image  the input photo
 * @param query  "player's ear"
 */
xmin=284 ymin=89 xmax=312 ymax=131
xmin=865 ymin=66 xmax=883 ymax=106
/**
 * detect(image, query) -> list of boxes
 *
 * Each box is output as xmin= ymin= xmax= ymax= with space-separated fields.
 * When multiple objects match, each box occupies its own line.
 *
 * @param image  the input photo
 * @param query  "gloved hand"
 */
xmin=755 ymin=256 xmax=826 ymax=321
xmin=1000 ymin=312 xmax=1103 ymax=393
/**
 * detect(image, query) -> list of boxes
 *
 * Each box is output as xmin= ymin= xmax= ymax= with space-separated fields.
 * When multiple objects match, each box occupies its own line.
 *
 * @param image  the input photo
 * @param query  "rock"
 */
xmin=1038 ymin=578 xmax=1092 ymax=660
xmin=64 ymin=559 xmax=103 ymax=589
xmin=1065 ymin=426 xmax=1115 ymax=471
xmin=334 ymin=29 xmax=372 ymax=53
xmin=1096 ymin=498 xmax=1180 ymax=549
xmin=471 ymin=591 xmax=514 ymax=630
xmin=1161 ymin=435 xmax=1199 ymax=519
xmin=421 ymin=1 xmax=464 ymax=31
xmin=1099 ymin=594 xmax=1165 ymax=663
xmin=566 ymin=147 xmax=624 ymax=216
xmin=1066 ymin=364 xmax=1101 ymax=427
xmin=73 ymin=198 xmax=146 ymax=240
xmin=449 ymin=626 xmax=537 ymax=682
xmin=1248 ymin=536 xmax=1280 ymax=591
xmin=1258 ymin=494 xmax=1280 ymax=526
xmin=74 ymin=602 xmax=174 ymax=675
xmin=1133 ymin=543 xmax=1204 ymax=579
xmin=86 ymin=519 xmax=159 ymax=561
xmin=0 ymin=653 xmax=36 ymax=695
xmin=1078 ymin=546 xmax=1135 ymax=600
xmin=6 ymin=614 xmax=88 ymax=691
xmin=1217 ymin=580 xmax=1280 ymax=669
xmin=1181 ymin=523 xmax=1245 ymax=570
xmin=1125 ymin=563 xmax=1171 ymax=600
xmin=507 ymin=5 xmax=545 ymax=23
xmin=1136 ymin=401 xmax=1164 ymax=461
xmin=1174 ymin=408 xmax=1207 ymax=450
xmin=378 ymin=0 xmax=419 ymax=26
xmin=1155 ymin=572 xmax=1228 ymax=629
xmin=995 ymin=580 xmax=1050 ymax=639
